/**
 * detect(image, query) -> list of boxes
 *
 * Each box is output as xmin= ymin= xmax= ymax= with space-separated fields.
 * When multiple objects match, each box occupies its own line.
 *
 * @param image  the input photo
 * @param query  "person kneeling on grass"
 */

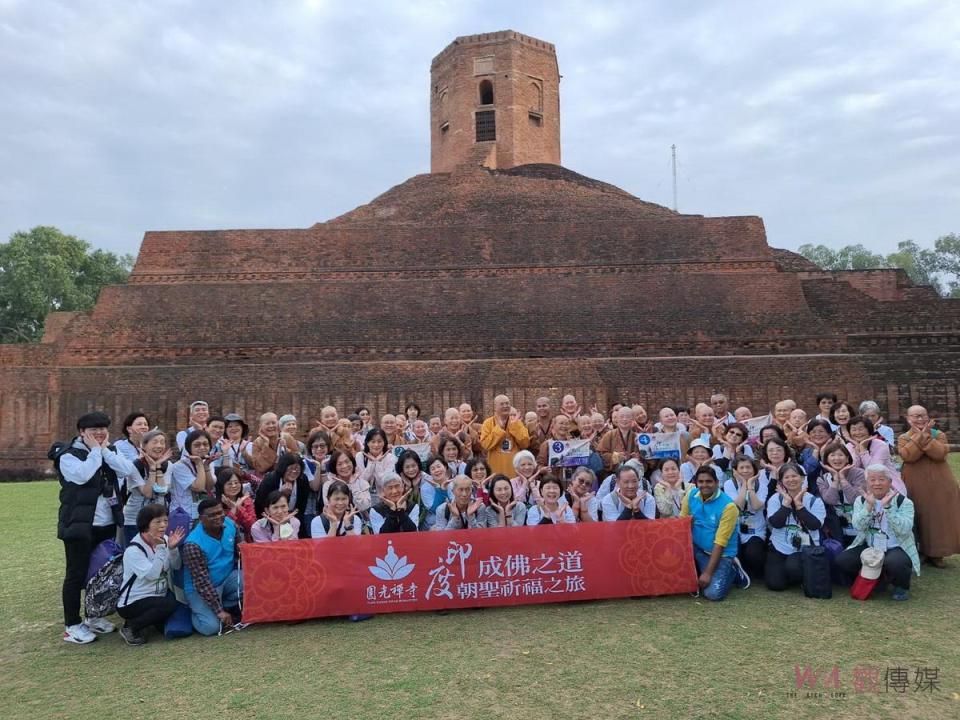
xmin=251 ymin=490 xmax=301 ymax=542
xmin=764 ymin=462 xmax=827 ymax=592
xmin=181 ymin=497 xmax=242 ymax=636
xmin=117 ymin=504 xmax=185 ymax=645
xmin=834 ymin=464 xmax=920 ymax=601
xmin=681 ymin=466 xmax=750 ymax=600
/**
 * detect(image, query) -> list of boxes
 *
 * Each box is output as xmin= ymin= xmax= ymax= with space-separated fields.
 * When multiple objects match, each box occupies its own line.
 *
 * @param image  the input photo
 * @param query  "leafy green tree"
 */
xmin=886 ymin=239 xmax=943 ymax=294
xmin=934 ymin=233 xmax=960 ymax=297
xmin=0 ymin=226 xmax=133 ymax=343
xmin=797 ymin=243 xmax=887 ymax=271
xmin=799 ymin=235 xmax=960 ymax=297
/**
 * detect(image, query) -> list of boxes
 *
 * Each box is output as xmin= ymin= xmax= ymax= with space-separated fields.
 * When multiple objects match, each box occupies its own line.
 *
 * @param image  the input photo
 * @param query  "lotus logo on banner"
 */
xmin=368 ymin=542 xmax=416 ymax=580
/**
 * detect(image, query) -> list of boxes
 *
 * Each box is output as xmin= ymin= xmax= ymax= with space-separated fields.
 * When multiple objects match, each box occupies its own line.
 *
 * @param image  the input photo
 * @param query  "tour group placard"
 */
xmin=636 ymin=431 xmax=682 ymax=460
xmin=240 ymin=519 xmax=697 ymax=623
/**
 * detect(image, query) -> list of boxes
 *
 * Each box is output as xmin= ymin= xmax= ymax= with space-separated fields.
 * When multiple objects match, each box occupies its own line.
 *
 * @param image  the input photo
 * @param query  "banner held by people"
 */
xmin=241 ymin=519 xmax=697 ymax=623
xmin=743 ymin=414 xmax=772 ymax=443
xmin=392 ymin=442 xmax=431 ymax=462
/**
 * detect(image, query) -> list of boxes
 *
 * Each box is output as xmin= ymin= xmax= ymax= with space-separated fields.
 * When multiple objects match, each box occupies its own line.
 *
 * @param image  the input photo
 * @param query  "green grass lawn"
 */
xmin=2 ymin=460 xmax=959 ymax=720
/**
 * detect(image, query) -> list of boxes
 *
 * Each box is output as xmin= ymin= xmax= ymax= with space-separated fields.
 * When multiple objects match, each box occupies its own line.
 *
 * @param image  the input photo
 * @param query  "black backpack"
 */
xmin=48 ymin=440 xmax=72 ymax=480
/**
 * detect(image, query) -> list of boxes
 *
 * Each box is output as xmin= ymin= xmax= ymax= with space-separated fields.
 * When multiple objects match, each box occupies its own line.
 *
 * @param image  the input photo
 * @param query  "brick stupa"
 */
xmin=2 ymin=30 xmax=959 ymax=472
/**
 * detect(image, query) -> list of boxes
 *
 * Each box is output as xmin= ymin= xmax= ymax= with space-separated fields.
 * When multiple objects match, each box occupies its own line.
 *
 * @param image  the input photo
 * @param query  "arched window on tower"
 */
xmin=479 ymin=79 xmax=494 ymax=106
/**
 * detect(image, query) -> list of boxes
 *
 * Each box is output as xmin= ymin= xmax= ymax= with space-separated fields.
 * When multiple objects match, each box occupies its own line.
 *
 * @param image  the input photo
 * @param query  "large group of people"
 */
xmin=54 ymin=391 xmax=960 ymax=645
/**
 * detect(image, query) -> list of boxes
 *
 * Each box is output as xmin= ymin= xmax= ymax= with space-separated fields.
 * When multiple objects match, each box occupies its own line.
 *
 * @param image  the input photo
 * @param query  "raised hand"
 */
xmin=322 ymin=505 xmax=340 ymax=524
xmin=342 ymin=507 xmax=360 ymax=528
xmin=446 ymin=500 xmax=459 ymax=520
xmin=880 ymin=490 xmax=896 ymax=508
xmin=617 ymin=491 xmax=637 ymax=511
xmin=167 ymin=526 xmax=186 ymax=549
xmin=467 ymin=498 xmax=484 ymax=516
xmin=711 ymin=420 xmax=726 ymax=441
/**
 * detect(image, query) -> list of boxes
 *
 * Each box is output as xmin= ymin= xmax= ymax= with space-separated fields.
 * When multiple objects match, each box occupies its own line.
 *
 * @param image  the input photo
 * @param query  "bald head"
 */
xmin=906 ymin=405 xmax=930 ymax=431
xmin=551 ymin=415 xmax=571 ymax=437
xmin=444 ymin=407 xmax=462 ymax=431
xmin=694 ymin=403 xmax=715 ymax=426
xmin=259 ymin=412 xmax=279 ymax=437
xmin=535 ymin=396 xmax=551 ymax=420
xmin=320 ymin=405 xmax=339 ymax=429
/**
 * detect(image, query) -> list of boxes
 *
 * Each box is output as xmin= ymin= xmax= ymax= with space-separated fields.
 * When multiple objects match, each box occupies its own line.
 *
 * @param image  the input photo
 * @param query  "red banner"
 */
xmin=240 ymin=518 xmax=697 ymax=623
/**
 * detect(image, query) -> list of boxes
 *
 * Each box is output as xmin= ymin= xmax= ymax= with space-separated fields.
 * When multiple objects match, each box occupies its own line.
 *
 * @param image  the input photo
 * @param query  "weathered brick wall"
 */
xmin=0 ymin=346 xmax=61 ymax=471
xmin=797 ymin=268 xmax=941 ymax=302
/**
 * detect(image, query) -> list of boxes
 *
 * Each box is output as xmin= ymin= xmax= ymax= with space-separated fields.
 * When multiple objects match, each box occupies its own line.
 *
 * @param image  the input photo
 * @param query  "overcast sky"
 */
xmin=1 ymin=0 xmax=957 ymax=258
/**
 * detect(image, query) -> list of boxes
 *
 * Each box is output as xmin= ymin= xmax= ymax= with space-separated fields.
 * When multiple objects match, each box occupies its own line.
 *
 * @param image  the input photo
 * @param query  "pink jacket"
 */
xmin=846 ymin=439 xmax=907 ymax=496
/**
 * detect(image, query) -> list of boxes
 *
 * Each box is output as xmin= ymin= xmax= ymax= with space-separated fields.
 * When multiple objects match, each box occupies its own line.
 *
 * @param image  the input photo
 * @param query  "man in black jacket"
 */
xmin=55 ymin=411 xmax=135 ymax=644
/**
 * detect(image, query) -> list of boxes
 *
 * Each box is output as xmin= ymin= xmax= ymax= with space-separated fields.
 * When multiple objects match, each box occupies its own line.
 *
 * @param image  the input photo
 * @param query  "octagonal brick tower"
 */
xmin=430 ymin=30 xmax=561 ymax=172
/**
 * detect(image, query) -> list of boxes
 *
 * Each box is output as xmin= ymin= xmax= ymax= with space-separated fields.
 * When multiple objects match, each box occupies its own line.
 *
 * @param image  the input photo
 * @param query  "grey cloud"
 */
xmin=0 ymin=0 xmax=957 ymax=257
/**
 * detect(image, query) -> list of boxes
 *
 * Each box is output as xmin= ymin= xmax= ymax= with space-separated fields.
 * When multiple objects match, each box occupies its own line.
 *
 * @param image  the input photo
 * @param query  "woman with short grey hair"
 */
xmin=857 ymin=401 xmax=894 ymax=447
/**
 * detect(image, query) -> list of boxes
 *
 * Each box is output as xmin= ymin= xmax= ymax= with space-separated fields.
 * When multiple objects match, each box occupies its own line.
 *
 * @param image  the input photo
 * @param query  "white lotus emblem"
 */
xmin=368 ymin=541 xmax=415 ymax=580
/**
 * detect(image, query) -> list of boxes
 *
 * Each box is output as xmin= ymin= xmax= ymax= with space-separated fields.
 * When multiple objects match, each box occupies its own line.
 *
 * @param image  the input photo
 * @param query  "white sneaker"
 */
xmin=63 ymin=623 xmax=96 ymax=644
xmin=84 ymin=617 xmax=115 ymax=634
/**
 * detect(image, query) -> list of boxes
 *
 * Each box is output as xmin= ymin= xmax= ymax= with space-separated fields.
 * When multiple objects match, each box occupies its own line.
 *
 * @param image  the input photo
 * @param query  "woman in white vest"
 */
xmin=117 ymin=505 xmax=185 ymax=645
